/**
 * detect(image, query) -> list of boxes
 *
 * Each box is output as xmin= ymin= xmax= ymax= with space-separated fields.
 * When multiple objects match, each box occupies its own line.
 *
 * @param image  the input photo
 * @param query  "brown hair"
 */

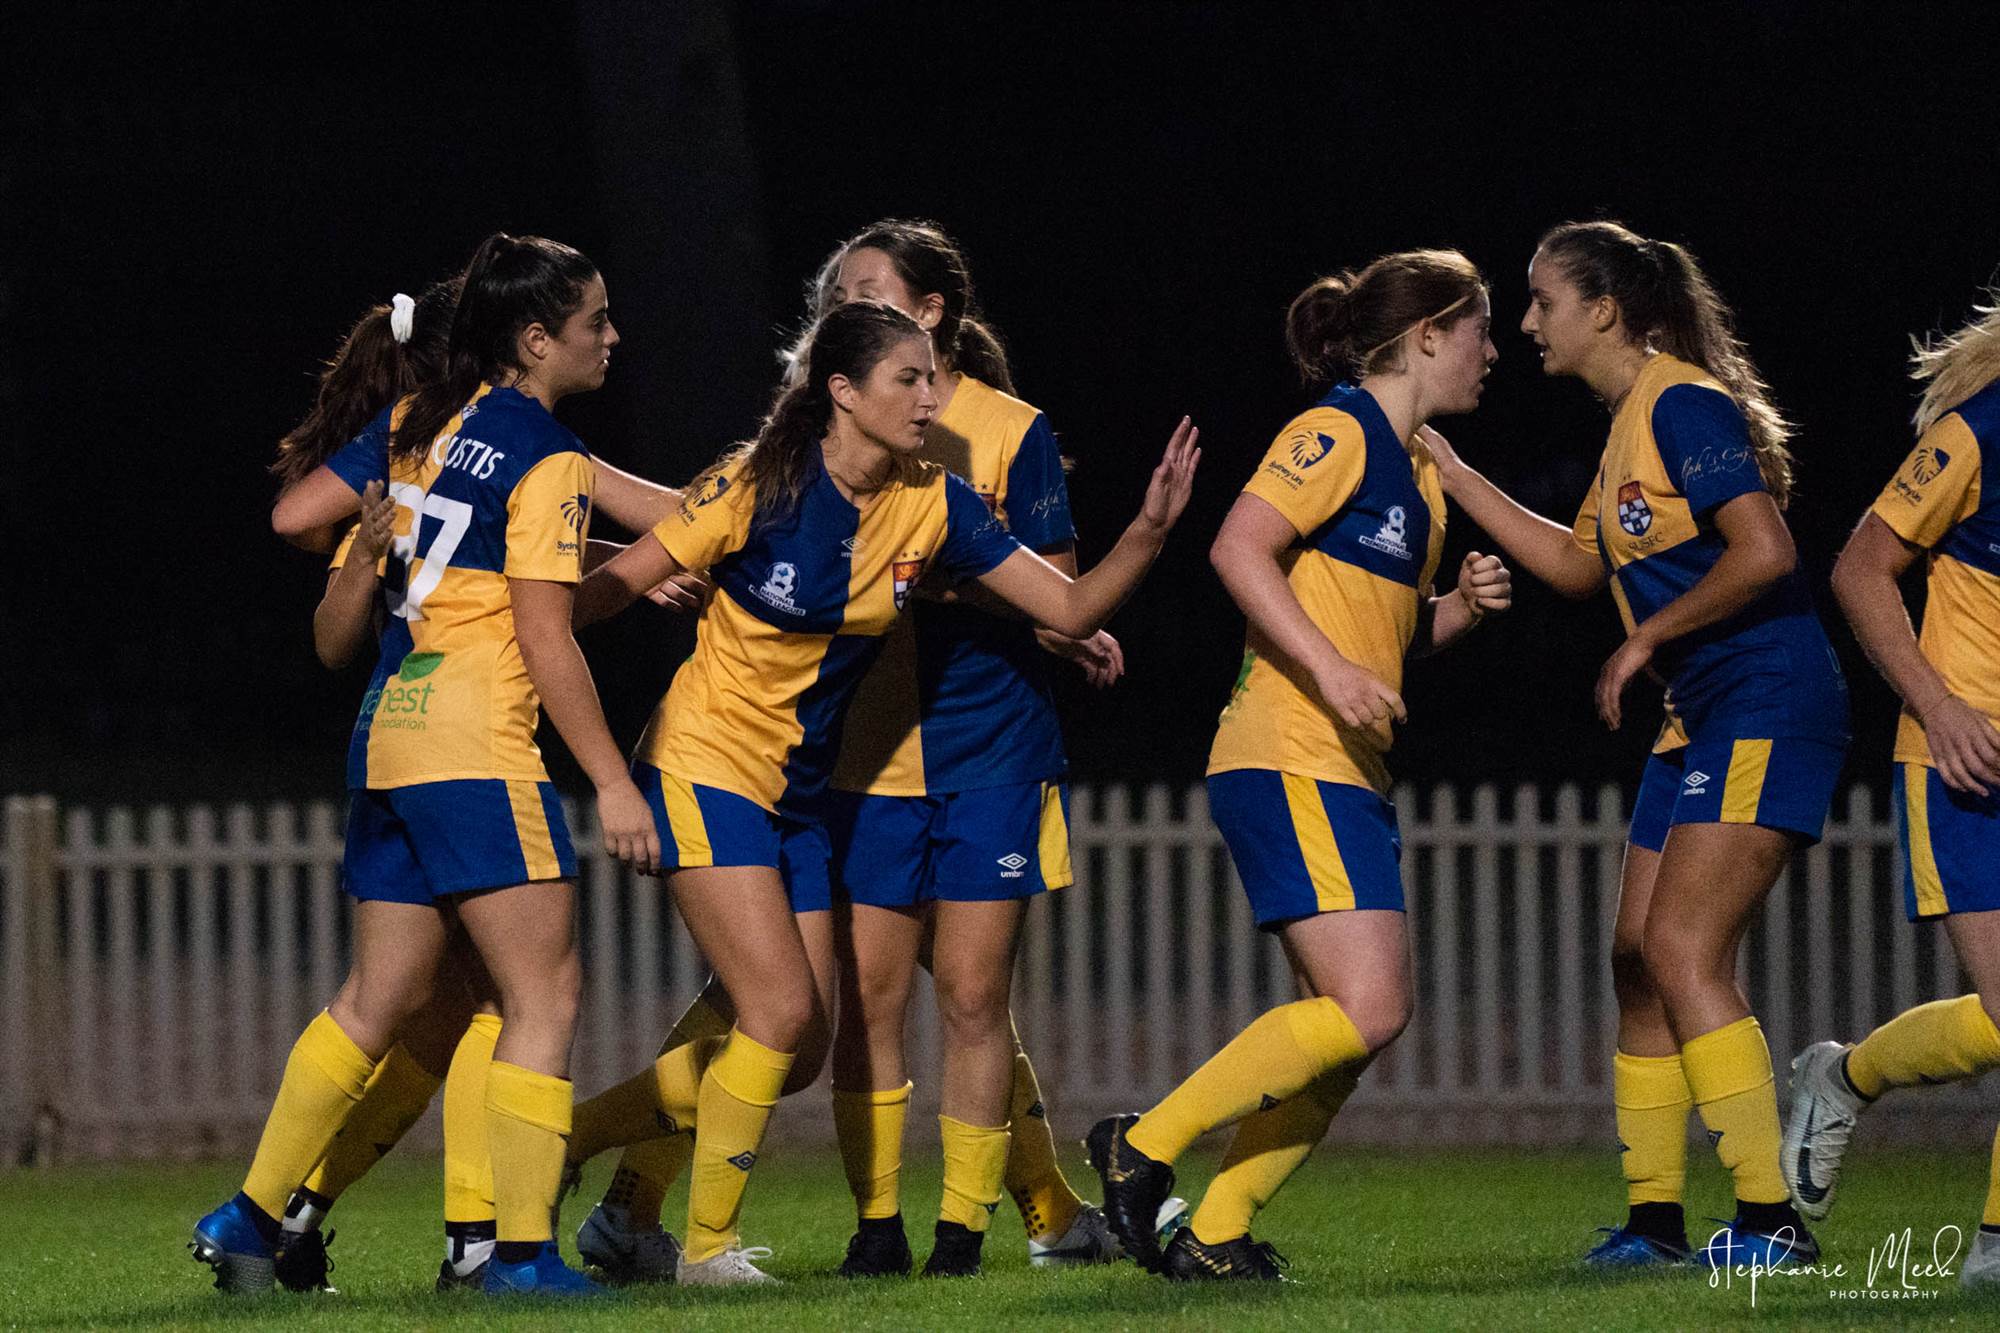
xmin=1285 ymin=248 xmax=1487 ymax=391
xmin=1538 ymin=220 xmax=1795 ymax=507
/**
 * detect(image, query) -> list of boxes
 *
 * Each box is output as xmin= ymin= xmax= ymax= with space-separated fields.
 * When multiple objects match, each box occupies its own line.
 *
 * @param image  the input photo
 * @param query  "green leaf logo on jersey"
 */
xmin=1221 ymin=649 xmax=1257 ymax=717
xmin=397 ymin=651 xmax=446 ymax=682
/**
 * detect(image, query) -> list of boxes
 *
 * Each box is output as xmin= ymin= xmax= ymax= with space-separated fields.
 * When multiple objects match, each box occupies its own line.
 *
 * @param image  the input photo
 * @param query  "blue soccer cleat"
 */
xmin=1583 ymin=1226 xmax=1693 ymax=1267
xmin=482 ymin=1241 xmax=607 ymax=1297
xmin=1699 ymin=1217 xmax=1819 ymax=1270
xmin=190 ymin=1194 xmax=277 ymax=1294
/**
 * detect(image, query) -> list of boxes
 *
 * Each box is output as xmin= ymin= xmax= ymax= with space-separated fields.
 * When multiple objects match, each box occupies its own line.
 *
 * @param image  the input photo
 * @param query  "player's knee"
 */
xmin=932 ymin=969 xmax=1012 ymax=1041
xmin=495 ymin=949 xmax=581 ymax=1035
xmin=738 ymin=981 xmax=818 ymax=1053
xmin=1347 ymin=992 xmax=1412 ymax=1053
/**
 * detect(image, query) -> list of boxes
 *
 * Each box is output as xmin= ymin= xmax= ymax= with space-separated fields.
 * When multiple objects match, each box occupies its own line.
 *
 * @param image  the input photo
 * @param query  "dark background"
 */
xmin=5 ymin=0 xmax=1998 ymax=805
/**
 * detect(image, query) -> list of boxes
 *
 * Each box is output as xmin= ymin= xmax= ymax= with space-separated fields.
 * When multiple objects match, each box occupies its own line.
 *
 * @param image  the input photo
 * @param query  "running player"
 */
xmin=573 ymin=298 xmax=1200 ymax=1284
xmin=1784 ymin=291 xmax=2000 ymax=1288
xmin=1090 ymin=249 xmax=1510 ymax=1279
xmin=194 ymin=232 xmax=646 ymax=1299
xmin=1420 ymin=220 xmax=1848 ymax=1268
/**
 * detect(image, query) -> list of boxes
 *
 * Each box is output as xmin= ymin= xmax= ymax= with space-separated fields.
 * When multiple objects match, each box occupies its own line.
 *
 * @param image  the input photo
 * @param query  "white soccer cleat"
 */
xmin=676 ymin=1245 xmax=778 ymax=1286
xmin=1028 ymin=1197 xmax=1191 ymax=1266
xmin=1783 ymin=1040 xmax=1869 ymax=1222
xmin=576 ymin=1203 xmax=682 ymax=1285
xmin=1961 ymin=1229 xmax=2000 ymax=1289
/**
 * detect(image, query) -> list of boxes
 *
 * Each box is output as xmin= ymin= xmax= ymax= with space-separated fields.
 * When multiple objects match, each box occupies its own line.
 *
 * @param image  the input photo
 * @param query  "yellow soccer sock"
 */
xmin=939 ymin=1116 xmax=1012 ymax=1233
xmin=301 ymin=1042 xmax=442 ymax=1203
xmin=1127 ymin=996 xmax=1368 ymax=1164
xmin=1845 ymin=995 xmax=2000 ymax=1100
xmin=1985 ymin=1124 xmax=2000 ymax=1230
xmin=485 ymin=1060 xmax=572 ymax=1243
xmin=685 ymin=1029 xmax=794 ymax=1263
xmin=242 ymin=1011 xmax=378 ymax=1219
xmin=1614 ymin=1051 xmax=1692 ymax=1207
xmin=442 ymin=1013 xmax=501 ymax=1224
xmin=572 ymin=1033 xmax=722 ymax=1164
xmin=1004 ymin=1034 xmax=1087 ymax=1241
xmin=603 ymin=1133 xmax=694 ymax=1230
xmin=1188 ymin=1066 xmax=1357 ymax=1245
xmin=1682 ymin=1017 xmax=1787 ymax=1205
xmin=833 ymin=1082 xmax=912 ymax=1221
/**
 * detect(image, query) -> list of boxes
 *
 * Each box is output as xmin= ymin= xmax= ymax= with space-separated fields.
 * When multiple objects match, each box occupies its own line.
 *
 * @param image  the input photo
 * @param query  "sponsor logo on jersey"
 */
xmin=1289 ymin=430 xmax=1336 ymax=469
xmin=893 ymin=558 xmax=925 ymax=611
xmin=1683 ymin=769 xmax=1712 ymax=795
xmin=1617 ymin=481 xmax=1653 ymax=537
xmin=1912 ymin=445 xmax=1952 ymax=486
xmin=360 ymin=652 xmax=444 ymax=732
xmin=1358 ymin=504 xmax=1412 ymax=560
xmin=997 ymin=852 xmax=1029 ymax=878
xmin=752 ymin=561 xmax=806 ymax=615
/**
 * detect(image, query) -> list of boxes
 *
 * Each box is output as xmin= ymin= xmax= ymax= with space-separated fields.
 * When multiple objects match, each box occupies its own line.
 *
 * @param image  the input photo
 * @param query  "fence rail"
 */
xmin=2 ymin=785 xmax=1988 ymax=1162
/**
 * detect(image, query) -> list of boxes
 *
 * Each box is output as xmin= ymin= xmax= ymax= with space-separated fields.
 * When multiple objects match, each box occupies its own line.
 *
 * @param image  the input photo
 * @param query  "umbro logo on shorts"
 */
xmin=727 ymin=1151 xmax=758 ymax=1171
xmin=1683 ymin=770 xmax=1712 ymax=795
xmin=997 ymin=852 xmax=1028 ymax=878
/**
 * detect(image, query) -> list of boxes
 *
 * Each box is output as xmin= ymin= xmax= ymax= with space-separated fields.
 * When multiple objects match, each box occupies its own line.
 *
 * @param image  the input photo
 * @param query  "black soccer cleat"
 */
xmin=919 ymin=1220 xmax=984 ymax=1278
xmin=274 ymin=1227 xmax=337 ymax=1293
xmin=1159 ymin=1227 xmax=1290 ymax=1282
xmin=838 ymin=1214 xmax=913 ymax=1278
xmin=435 ymin=1257 xmax=489 ymax=1292
xmin=1085 ymin=1114 xmax=1176 ymax=1272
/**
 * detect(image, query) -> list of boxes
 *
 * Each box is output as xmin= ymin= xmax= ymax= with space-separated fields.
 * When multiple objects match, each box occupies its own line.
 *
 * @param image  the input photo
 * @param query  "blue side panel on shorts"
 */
xmin=1629 ymin=748 xmax=1687 ymax=853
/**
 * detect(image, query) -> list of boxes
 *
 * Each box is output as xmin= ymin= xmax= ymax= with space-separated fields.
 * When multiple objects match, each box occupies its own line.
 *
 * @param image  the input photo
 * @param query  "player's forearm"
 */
xmin=1411 ymin=591 xmax=1481 ymax=659
xmin=1212 ymin=540 xmax=1345 ymax=679
xmin=1833 ymin=559 xmax=1949 ymax=715
xmin=1440 ymin=464 xmax=1600 ymax=597
xmin=591 ymin=459 xmax=682 ymax=533
xmin=1043 ymin=520 xmax=1162 ymax=639
xmin=313 ymin=562 xmax=382 ymax=669
xmin=516 ymin=622 xmax=630 ymax=789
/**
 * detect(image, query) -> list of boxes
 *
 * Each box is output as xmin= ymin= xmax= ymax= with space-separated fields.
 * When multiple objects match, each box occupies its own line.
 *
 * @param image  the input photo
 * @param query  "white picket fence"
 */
xmin=1 ymin=785 xmax=1989 ymax=1162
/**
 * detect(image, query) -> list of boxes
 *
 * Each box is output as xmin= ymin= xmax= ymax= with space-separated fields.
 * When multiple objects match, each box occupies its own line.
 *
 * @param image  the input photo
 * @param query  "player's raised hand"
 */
xmin=1457 ymin=550 xmax=1511 ymax=619
xmin=1595 ymin=632 xmax=1655 ymax=730
xmin=646 ymin=571 xmax=711 ymax=614
xmin=1138 ymin=416 xmax=1201 ymax=535
xmin=352 ymin=480 xmax=398 ymax=562
xmin=1314 ymin=655 xmax=1407 ymax=731
xmin=1921 ymin=694 xmax=2000 ymax=797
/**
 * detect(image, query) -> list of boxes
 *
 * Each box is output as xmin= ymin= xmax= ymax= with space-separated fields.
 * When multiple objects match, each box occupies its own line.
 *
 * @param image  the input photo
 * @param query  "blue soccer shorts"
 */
xmin=343 ymin=778 xmax=575 ymax=904
xmin=1896 ymin=761 xmax=2000 ymax=920
xmin=825 ymin=780 xmax=1073 ymax=908
xmin=633 ymin=762 xmax=831 ymax=913
xmin=1207 ymin=768 xmax=1403 ymax=930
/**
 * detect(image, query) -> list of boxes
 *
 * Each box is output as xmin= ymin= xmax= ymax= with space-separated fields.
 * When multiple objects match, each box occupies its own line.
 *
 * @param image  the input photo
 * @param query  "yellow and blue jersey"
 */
xmin=342 ymin=384 xmax=594 ymax=789
xmin=1570 ymin=354 xmax=1845 ymax=742
xmin=831 ymin=375 xmax=1076 ymax=797
xmin=631 ymin=450 xmax=1023 ymax=820
xmin=1207 ymin=381 xmax=1446 ymax=795
xmin=1869 ymin=378 xmax=2000 ymax=770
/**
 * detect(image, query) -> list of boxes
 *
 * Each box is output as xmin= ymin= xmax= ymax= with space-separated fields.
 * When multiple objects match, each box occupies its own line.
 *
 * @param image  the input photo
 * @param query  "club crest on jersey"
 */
xmin=754 ymin=561 xmax=804 ymax=616
xmin=1289 ymin=430 xmax=1336 ymax=469
xmin=893 ymin=558 xmax=925 ymax=610
xmin=1617 ymin=481 xmax=1653 ymax=536
xmin=1912 ymin=445 xmax=1952 ymax=485
xmin=1358 ymin=504 xmax=1412 ymax=560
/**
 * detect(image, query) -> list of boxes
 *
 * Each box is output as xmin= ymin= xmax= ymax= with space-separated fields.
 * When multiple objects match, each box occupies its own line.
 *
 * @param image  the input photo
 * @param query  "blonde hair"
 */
xmin=1912 ymin=290 xmax=2000 ymax=433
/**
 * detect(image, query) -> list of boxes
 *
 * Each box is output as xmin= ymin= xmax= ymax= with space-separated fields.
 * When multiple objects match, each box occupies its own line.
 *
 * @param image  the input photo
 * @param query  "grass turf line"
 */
xmin=0 ymin=1145 xmax=1988 ymax=1330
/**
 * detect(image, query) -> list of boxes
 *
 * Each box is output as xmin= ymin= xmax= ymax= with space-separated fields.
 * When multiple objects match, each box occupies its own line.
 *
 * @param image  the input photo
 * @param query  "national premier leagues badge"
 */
xmin=1616 ymin=481 xmax=1653 ymax=537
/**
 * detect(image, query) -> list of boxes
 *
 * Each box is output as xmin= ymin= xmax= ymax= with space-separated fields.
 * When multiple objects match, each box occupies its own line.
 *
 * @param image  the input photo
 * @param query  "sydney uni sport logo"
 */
xmin=1289 ymin=431 xmax=1336 ymax=469
xmin=1912 ymin=445 xmax=1952 ymax=486
xmin=560 ymin=493 xmax=590 ymax=533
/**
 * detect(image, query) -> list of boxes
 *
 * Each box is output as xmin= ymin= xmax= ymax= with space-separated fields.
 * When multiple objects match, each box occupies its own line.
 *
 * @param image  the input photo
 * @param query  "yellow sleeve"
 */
xmin=1870 ymin=415 xmax=1981 ymax=549
xmin=652 ymin=462 xmax=753 ymax=575
xmin=1239 ymin=407 xmax=1368 ymax=538
xmin=505 ymin=450 xmax=594 ymax=583
xmin=1571 ymin=468 xmax=1603 ymax=556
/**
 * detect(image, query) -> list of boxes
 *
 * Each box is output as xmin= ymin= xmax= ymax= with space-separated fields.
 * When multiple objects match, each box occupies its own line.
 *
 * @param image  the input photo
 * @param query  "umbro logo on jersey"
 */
xmin=1358 ymin=505 xmax=1412 ymax=560
xmin=842 ymin=535 xmax=863 ymax=555
xmin=1683 ymin=770 xmax=1712 ymax=795
xmin=997 ymin=852 xmax=1028 ymax=878
xmin=1617 ymin=481 xmax=1653 ymax=536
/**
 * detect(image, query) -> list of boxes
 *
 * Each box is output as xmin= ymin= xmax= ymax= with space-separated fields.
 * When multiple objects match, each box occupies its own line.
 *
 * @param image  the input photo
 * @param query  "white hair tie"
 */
xmin=389 ymin=292 xmax=417 ymax=345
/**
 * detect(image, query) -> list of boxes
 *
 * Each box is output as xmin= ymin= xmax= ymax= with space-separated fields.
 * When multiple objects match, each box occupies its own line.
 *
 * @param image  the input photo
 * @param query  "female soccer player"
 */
xmin=195 ymin=232 xmax=648 ymax=1298
xmin=1090 ymin=249 xmax=1510 ymax=1280
xmin=1784 ymin=292 xmax=2000 ymax=1288
xmin=574 ymin=298 xmax=1200 ymax=1284
xmin=1420 ymin=220 xmax=1848 ymax=1268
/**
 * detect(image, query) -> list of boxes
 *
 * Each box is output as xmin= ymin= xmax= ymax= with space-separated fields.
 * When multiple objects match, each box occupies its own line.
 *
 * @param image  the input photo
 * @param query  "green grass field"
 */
xmin=3 ymin=1144 xmax=1990 ymax=1330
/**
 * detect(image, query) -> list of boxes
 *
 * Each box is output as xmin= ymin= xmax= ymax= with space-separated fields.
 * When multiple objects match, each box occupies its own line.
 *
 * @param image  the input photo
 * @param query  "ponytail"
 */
xmin=952 ymin=316 xmax=1015 ymax=394
xmin=393 ymin=232 xmax=597 ymax=465
xmin=1540 ymin=221 xmax=1795 ymax=508
xmin=1911 ymin=290 xmax=2000 ymax=433
xmin=1285 ymin=249 xmax=1486 ymax=393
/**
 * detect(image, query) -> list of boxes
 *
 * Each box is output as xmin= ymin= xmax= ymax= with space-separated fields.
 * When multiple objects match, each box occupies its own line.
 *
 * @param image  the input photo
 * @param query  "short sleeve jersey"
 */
xmin=347 ymin=385 xmax=594 ymax=789
xmin=1208 ymin=382 xmax=1446 ymax=795
xmin=831 ymin=375 xmax=1077 ymax=796
xmin=632 ymin=451 xmax=1023 ymax=818
xmin=325 ymin=406 xmax=393 ymax=495
xmin=1571 ymin=354 xmax=1846 ymax=742
xmin=1868 ymin=378 xmax=2000 ymax=768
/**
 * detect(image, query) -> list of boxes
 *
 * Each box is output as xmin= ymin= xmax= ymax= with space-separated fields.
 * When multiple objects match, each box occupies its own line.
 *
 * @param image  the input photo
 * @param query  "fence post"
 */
xmin=4 ymin=795 xmax=61 ymax=1163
